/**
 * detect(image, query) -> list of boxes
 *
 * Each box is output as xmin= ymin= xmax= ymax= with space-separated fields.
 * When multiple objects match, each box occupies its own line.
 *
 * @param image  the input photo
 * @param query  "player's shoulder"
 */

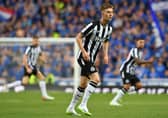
xmin=131 ymin=47 xmax=138 ymax=50
xmin=130 ymin=47 xmax=140 ymax=55
xmin=107 ymin=22 xmax=112 ymax=28
xmin=129 ymin=47 xmax=136 ymax=53
xmin=105 ymin=23 xmax=113 ymax=34
xmin=91 ymin=20 xmax=100 ymax=25
xmin=26 ymin=45 xmax=31 ymax=49
xmin=30 ymin=45 xmax=40 ymax=48
xmin=86 ymin=20 xmax=100 ymax=27
xmin=29 ymin=45 xmax=34 ymax=48
xmin=82 ymin=20 xmax=98 ymax=29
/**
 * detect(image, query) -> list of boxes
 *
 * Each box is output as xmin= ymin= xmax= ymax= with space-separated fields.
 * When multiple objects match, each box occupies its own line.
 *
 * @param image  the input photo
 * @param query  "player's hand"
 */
xmin=148 ymin=57 xmax=154 ymax=64
xmin=104 ymin=55 xmax=109 ymax=64
xmin=82 ymin=51 xmax=90 ymax=61
xmin=26 ymin=67 xmax=32 ymax=74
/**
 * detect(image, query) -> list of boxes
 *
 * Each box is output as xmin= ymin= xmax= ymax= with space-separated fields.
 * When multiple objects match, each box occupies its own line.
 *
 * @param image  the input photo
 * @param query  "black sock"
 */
xmin=78 ymin=87 xmax=85 ymax=92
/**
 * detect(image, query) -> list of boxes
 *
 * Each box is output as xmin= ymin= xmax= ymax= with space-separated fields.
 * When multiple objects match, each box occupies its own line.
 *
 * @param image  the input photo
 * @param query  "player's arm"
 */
xmin=23 ymin=46 xmax=32 ymax=73
xmin=76 ymin=32 xmax=89 ymax=61
xmin=76 ymin=22 xmax=94 ymax=61
xmin=38 ymin=52 xmax=47 ymax=64
xmin=132 ymin=48 xmax=154 ymax=65
xmin=23 ymin=46 xmax=30 ymax=69
xmin=103 ymin=26 xmax=112 ymax=64
xmin=134 ymin=57 xmax=153 ymax=65
xmin=23 ymin=54 xmax=32 ymax=73
xmin=103 ymin=41 xmax=109 ymax=64
xmin=23 ymin=54 xmax=29 ymax=69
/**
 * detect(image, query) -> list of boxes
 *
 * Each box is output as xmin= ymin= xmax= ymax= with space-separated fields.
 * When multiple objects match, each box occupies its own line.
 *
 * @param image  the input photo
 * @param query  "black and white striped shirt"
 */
xmin=120 ymin=48 xmax=143 ymax=75
xmin=77 ymin=21 xmax=113 ymax=65
xmin=25 ymin=45 xmax=42 ymax=68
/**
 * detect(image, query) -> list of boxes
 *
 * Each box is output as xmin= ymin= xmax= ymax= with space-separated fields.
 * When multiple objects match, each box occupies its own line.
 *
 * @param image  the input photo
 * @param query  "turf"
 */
xmin=0 ymin=91 xmax=167 ymax=118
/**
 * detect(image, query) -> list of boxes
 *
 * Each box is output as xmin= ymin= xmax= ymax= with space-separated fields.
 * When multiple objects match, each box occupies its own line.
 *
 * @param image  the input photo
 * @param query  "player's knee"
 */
xmin=123 ymin=84 xmax=131 ymax=91
xmin=80 ymin=83 xmax=87 ymax=88
xmin=22 ymin=77 xmax=29 ymax=85
xmin=37 ymin=71 xmax=45 ymax=80
xmin=91 ymin=78 xmax=100 ymax=84
xmin=80 ymin=76 xmax=89 ymax=88
xmin=89 ymin=72 xmax=100 ymax=84
xmin=22 ymin=80 xmax=28 ymax=85
xmin=136 ymin=83 xmax=142 ymax=89
xmin=38 ymin=77 xmax=45 ymax=81
xmin=121 ymin=87 xmax=128 ymax=93
xmin=80 ymin=81 xmax=88 ymax=88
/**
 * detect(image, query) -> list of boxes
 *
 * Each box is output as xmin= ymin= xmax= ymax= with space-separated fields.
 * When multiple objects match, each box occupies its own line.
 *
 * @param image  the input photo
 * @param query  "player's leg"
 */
xmin=128 ymin=86 xmax=136 ymax=93
xmin=110 ymin=83 xmax=131 ymax=106
xmin=5 ymin=80 xmax=22 ymax=89
xmin=130 ymin=75 xmax=142 ymax=93
xmin=8 ymin=67 xmax=29 ymax=92
xmin=135 ymin=82 xmax=142 ymax=91
xmin=66 ymin=76 xmax=88 ymax=116
xmin=12 ymin=76 xmax=28 ymax=93
xmin=22 ymin=76 xmax=29 ymax=85
xmin=78 ymin=72 xmax=100 ymax=116
xmin=125 ymin=76 xmax=142 ymax=94
xmin=36 ymin=70 xmax=54 ymax=100
xmin=0 ymin=67 xmax=28 ymax=92
xmin=126 ymin=83 xmax=142 ymax=95
xmin=0 ymin=77 xmax=26 ymax=92
xmin=136 ymin=82 xmax=146 ymax=94
xmin=110 ymin=71 xmax=132 ymax=106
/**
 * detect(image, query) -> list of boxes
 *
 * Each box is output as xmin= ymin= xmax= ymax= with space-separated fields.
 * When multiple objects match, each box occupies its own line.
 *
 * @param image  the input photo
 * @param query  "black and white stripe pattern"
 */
xmin=120 ymin=48 xmax=143 ymax=75
xmin=78 ymin=21 xmax=112 ymax=65
xmin=25 ymin=45 xmax=41 ymax=69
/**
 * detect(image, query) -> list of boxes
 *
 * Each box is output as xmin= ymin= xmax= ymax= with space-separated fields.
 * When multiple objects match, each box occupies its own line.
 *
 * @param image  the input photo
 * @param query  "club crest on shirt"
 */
xmin=90 ymin=66 xmax=95 ymax=72
xmin=125 ymin=79 xmax=130 ymax=84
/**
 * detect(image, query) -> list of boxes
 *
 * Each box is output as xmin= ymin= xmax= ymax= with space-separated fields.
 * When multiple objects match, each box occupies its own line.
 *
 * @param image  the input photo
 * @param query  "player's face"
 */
xmin=137 ymin=40 xmax=145 ymax=49
xmin=32 ymin=38 xmax=39 ymax=46
xmin=102 ymin=8 xmax=114 ymax=21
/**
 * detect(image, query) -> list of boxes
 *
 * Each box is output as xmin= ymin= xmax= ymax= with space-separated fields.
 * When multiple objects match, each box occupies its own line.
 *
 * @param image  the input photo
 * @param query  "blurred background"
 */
xmin=0 ymin=0 xmax=168 ymax=93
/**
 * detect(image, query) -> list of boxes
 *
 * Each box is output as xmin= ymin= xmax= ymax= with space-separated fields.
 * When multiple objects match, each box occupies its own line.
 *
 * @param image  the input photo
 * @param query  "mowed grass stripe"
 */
xmin=0 ymin=91 xmax=167 ymax=118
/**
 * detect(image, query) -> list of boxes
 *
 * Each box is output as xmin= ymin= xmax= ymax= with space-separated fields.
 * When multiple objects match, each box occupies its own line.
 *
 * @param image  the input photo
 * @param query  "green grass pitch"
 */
xmin=0 ymin=91 xmax=167 ymax=118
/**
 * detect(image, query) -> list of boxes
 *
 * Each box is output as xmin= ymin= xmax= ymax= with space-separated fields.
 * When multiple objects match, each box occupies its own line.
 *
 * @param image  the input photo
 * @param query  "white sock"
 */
xmin=0 ymin=86 xmax=3 ymax=92
xmin=0 ymin=86 xmax=9 ymax=92
xmin=39 ymin=80 xmax=48 ymax=97
xmin=80 ymin=81 xmax=97 ymax=108
xmin=14 ymin=85 xmax=25 ymax=93
xmin=68 ymin=87 xmax=84 ymax=109
xmin=112 ymin=89 xmax=126 ymax=102
xmin=128 ymin=86 xmax=135 ymax=92
xmin=7 ymin=80 xmax=22 ymax=88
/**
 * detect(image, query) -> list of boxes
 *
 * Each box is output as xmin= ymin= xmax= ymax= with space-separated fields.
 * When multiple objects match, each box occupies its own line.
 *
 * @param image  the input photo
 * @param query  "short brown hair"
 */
xmin=100 ymin=3 xmax=114 ymax=11
xmin=32 ymin=36 xmax=39 ymax=40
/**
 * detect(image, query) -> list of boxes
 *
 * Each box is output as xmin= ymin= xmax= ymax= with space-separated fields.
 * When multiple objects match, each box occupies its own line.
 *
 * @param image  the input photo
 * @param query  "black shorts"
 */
xmin=120 ymin=71 xmax=140 ymax=85
xmin=78 ymin=60 xmax=97 ymax=77
xmin=24 ymin=66 xmax=38 ymax=77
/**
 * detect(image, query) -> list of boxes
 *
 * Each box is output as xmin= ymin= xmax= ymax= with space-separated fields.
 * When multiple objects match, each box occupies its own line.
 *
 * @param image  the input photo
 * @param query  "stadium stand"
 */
xmin=0 ymin=0 xmax=168 ymax=82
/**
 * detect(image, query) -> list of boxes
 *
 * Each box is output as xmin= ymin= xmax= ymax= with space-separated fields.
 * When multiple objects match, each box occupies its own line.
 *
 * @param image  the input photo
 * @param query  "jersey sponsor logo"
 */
xmin=93 ymin=29 xmax=106 ymax=42
xmin=95 ymin=36 xmax=105 ymax=42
